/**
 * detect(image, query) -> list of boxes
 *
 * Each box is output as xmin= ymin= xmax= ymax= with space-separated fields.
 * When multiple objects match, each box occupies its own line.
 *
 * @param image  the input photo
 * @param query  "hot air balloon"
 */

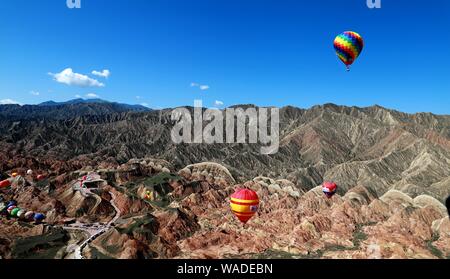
xmin=17 ymin=209 xmax=25 ymax=219
xmin=334 ymin=31 xmax=364 ymax=71
xmin=230 ymin=188 xmax=259 ymax=225
xmin=0 ymin=207 xmax=8 ymax=216
xmin=36 ymin=174 xmax=46 ymax=181
xmin=10 ymin=208 xmax=21 ymax=217
xmin=24 ymin=211 xmax=35 ymax=221
xmin=322 ymin=181 xmax=338 ymax=199
xmin=11 ymin=172 xmax=18 ymax=178
xmin=0 ymin=179 xmax=11 ymax=188
xmin=7 ymin=200 xmax=17 ymax=208
xmin=7 ymin=206 xmax=17 ymax=215
xmin=27 ymin=169 xmax=33 ymax=175
xmin=34 ymin=213 xmax=45 ymax=223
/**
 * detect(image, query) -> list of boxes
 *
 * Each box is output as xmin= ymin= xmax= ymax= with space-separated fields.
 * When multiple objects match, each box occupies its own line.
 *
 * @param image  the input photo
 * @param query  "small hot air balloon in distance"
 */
xmin=24 ymin=211 xmax=35 ymax=221
xmin=17 ymin=209 xmax=26 ymax=219
xmin=0 ymin=179 xmax=11 ymax=188
xmin=10 ymin=208 xmax=21 ymax=217
xmin=230 ymin=188 xmax=259 ymax=225
xmin=34 ymin=213 xmax=46 ymax=223
xmin=7 ymin=200 xmax=17 ymax=208
xmin=36 ymin=174 xmax=46 ymax=181
xmin=322 ymin=181 xmax=338 ymax=199
xmin=7 ymin=206 xmax=17 ymax=215
xmin=11 ymin=172 xmax=19 ymax=178
xmin=145 ymin=190 xmax=154 ymax=201
xmin=334 ymin=31 xmax=364 ymax=71
xmin=27 ymin=169 xmax=33 ymax=175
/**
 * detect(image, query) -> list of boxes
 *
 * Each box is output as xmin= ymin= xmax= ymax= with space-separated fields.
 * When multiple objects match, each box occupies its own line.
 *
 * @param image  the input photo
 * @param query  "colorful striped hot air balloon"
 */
xmin=230 ymin=189 xmax=259 ymax=225
xmin=322 ymin=181 xmax=338 ymax=199
xmin=334 ymin=31 xmax=364 ymax=71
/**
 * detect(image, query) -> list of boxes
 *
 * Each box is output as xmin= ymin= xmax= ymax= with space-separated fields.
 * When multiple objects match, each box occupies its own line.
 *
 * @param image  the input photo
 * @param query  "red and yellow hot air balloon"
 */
xmin=334 ymin=31 xmax=364 ymax=71
xmin=230 ymin=188 xmax=259 ymax=224
xmin=322 ymin=181 xmax=338 ymax=199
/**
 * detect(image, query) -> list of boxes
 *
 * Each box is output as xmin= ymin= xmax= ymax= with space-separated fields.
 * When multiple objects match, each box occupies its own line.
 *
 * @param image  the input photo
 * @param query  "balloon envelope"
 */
xmin=27 ymin=170 xmax=33 ymax=175
xmin=34 ymin=213 xmax=45 ymax=221
xmin=322 ymin=181 xmax=338 ymax=199
xmin=0 ymin=179 xmax=11 ymax=188
xmin=7 ymin=200 xmax=17 ymax=208
xmin=17 ymin=209 xmax=25 ymax=219
xmin=11 ymin=208 xmax=21 ymax=217
xmin=11 ymin=173 xmax=18 ymax=178
xmin=7 ymin=206 xmax=17 ymax=214
xmin=24 ymin=211 xmax=35 ymax=220
xmin=230 ymin=189 xmax=259 ymax=224
xmin=334 ymin=31 xmax=364 ymax=70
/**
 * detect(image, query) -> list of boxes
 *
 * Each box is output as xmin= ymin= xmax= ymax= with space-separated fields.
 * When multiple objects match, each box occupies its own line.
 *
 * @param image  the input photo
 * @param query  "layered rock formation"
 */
xmin=0 ymin=103 xmax=449 ymax=259
xmin=1 ymin=104 xmax=449 ymax=202
xmin=0 ymin=159 xmax=449 ymax=259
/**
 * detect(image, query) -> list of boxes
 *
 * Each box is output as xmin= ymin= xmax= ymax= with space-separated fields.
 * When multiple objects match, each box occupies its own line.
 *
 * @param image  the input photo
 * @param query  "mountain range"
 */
xmin=0 ymin=100 xmax=449 ymax=259
xmin=0 ymin=100 xmax=449 ymax=201
xmin=0 ymin=98 xmax=151 ymax=120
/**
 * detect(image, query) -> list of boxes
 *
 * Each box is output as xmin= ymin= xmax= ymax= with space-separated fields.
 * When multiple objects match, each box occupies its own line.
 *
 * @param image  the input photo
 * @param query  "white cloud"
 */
xmin=85 ymin=93 xmax=100 ymax=99
xmin=30 ymin=90 xmax=40 ymax=96
xmin=49 ymin=68 xmax=105 ymax=87
xmin=191 ymin=82 xmax=210 ymax=91
xmin=214 ymin=100 xmax=224 ymax=107
xmin=0 ymin=99 xmax=21 ymax=105
xmin=92 ymin=69 xmax=111 ymax=78
xmin=140 ymin=103 xmax=150 ymax=108
xmin=75 ymin=94 xmax=82 ymax=98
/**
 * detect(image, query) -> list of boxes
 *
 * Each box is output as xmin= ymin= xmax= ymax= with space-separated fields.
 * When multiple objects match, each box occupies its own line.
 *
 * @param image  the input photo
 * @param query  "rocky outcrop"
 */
xmin=88 ymin=214 xmax=180 ymax=259
xmin=55 ymin=183 xmax=115 ymax=223
xmin=413 ymin=195 xmax=448 ymax=216
xmin=174 ymin=180 xmax=449 ymax=259
xmin=1 ymin=159 xmax=449 ymax=259
xmin=179 ymin=162 xmax=236 ymax=187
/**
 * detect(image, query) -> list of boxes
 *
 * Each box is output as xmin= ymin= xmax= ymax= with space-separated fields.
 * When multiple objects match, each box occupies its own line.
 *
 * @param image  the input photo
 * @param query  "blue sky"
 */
xmin=0 ymin=0 xmax=449 ymax=114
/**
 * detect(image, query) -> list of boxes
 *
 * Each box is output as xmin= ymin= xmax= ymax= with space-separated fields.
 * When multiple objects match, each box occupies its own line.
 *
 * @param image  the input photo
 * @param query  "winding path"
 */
xmin=63 ymin=190 xmax=121 ymax=259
